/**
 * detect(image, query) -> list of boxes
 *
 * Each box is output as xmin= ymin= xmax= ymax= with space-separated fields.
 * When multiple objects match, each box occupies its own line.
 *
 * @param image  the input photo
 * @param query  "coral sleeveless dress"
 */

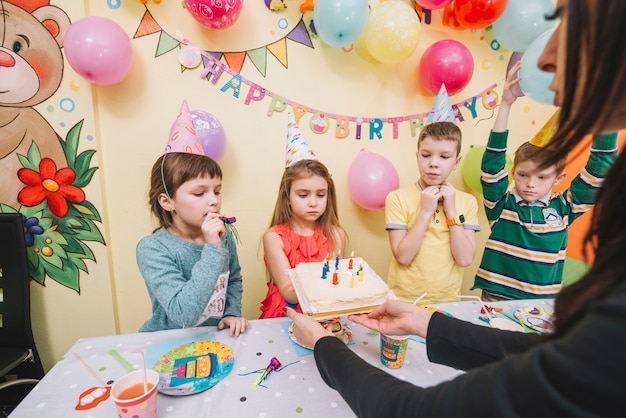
xmin=259 ymin=224 xmax=330 ymax=319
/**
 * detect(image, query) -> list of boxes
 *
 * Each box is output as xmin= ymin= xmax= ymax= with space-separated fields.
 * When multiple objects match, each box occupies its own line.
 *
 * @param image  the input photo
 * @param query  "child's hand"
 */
xmin=218 ymin=315 xmax=249 ymax=337
xmin=502 ymin=60 xmax=522 ymax=106
xmin=420 ymin=186 xmax=441 ymax=215
xmin=439 ymin=182 xmax=457 ymax=214
xmin=202 ymin=213 xmax=226 ymax=246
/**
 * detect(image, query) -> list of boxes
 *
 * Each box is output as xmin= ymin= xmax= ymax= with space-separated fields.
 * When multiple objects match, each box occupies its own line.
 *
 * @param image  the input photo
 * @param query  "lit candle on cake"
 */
xmin=335 ymin=250 xmax=340 ymax=271
xmin=357 ymin=262 xmax=364 ymax=282
xmin=332 ymin=270 xmax=339 ymax=285
xmin=321 ymin=264 xmax=328 ymax=279
xmin=348 ymin=251 xmax=354 ymax=270
xmin=349 ymin=273 xmax=354 ymax=288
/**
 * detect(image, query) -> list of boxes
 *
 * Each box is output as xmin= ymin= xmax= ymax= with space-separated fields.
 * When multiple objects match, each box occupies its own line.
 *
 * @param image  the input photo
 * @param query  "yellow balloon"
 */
xmin=365 ymin=1 xmax=421 ymax=64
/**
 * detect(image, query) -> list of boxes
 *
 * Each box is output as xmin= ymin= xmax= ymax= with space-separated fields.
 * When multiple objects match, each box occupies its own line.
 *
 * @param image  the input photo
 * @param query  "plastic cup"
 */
xmin=380 ymin=334 xmax=409 ymax=369
xmin=111 ymin=369 xmax=159 ymax=418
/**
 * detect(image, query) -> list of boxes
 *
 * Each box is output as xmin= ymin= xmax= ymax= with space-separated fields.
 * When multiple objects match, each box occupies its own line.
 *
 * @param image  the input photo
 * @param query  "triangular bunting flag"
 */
xmin=267 ymin=38 xmax=288 ymax=68
xmin=286 ymin=18 xmax=314 ymax=49
xmin=133 ymin=10 xmax=162 ymax=38
xmin=156 ymin=31 xmax=180 ymax=57
xmin=247 ymin=47 xmax=268 ymax=77
xmin=223 ymin=52 xmax=247 ymax=73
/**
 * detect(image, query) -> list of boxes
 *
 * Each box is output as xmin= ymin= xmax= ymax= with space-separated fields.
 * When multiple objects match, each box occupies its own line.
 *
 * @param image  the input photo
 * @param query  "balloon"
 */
xmin=313 ymin=0 xmax=369 ymax=48
xmin=416 ymin=0 xmax=453 ymax=10
xmin=64 ymin=17 xmax=133 ymax=85
xmin=454 ymin=0 xmax=508 ymax=30
xmin=519 ymin=28 xmax=556 ymax=105
xmin=492 ymin=0 xmax=555 ymax=52
xmin=418 ymin=40 xmax=474 ymax=95
xmin=347 ymin=150 xmax=399 ymax=210
xmin=184 ymin=0 xmax=244 ymax=30
xmin=365 ymin=1 xmax=421 ymax=64
xmin=461 ymin=145 xmax=513 ymax=193
xmin=191 ymin=110 xmax=227 ymax=161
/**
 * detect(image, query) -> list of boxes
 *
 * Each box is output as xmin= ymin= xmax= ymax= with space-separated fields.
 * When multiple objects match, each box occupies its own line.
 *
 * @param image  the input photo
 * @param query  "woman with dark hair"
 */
xmin=287 ymin=1 xmax=626 ymax=416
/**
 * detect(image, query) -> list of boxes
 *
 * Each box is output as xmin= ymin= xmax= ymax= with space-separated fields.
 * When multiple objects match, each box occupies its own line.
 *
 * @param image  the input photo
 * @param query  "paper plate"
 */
xmin=288 ymin=319 xmax=352 ymax=350
xmin=514 ymin=307 xmax=554 ymax=333
xmin=152 ymin=340 xmax=234 ymax=396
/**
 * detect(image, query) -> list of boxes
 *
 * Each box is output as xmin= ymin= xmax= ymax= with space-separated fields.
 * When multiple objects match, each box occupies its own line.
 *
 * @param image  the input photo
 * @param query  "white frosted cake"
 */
xmin=292 ymin=258 xmax=389 ymax=313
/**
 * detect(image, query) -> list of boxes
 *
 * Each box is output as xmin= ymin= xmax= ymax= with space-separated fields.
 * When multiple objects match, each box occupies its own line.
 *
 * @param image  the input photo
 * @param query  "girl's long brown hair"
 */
xmin=544 ymin=1 xmax=626 ymax=336
xmin=267 ymin=159 xmax=346 ymax=252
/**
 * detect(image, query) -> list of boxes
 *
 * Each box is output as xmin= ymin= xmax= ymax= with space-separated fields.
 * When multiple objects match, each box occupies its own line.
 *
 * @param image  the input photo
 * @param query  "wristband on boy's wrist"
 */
xmin=446 ymin=214 xmax=465 ymax=227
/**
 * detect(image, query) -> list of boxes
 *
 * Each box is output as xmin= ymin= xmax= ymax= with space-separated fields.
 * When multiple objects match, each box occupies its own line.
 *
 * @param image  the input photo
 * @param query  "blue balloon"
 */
xmin=519 ymin=28 xmax=556 ymax=105
xmin=313 ymin=0 xmax=369 ymax=48
xmin=492 ymin=0 xmax=555 ymax=52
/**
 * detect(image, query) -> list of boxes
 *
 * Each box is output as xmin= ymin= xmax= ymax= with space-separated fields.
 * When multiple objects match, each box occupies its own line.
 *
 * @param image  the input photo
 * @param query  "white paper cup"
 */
xmin=111 ymin=369 xmax=159 ymax=418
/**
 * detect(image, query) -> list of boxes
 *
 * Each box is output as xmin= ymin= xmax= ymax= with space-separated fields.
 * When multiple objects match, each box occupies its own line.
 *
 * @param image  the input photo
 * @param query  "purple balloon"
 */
xmin=64 ymin=17 xmax=133 ymax=85
xmin=191 ymin=110 xmax=227 ymax=161
xmin=506 ymin=51 xmax=525 ymax=97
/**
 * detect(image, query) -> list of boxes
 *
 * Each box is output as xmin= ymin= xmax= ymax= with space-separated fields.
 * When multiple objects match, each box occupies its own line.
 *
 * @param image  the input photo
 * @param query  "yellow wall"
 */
xmin=30 ymin=0 xmax=557 ymax=370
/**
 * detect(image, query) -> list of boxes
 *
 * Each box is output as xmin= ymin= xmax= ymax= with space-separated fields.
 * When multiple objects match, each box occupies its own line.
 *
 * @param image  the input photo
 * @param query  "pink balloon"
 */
xmin=184 ymin=0 xmax=244 ymax=30
xmin=191 ymin=110 xmax=227 ymax=161
xmin=416 ymin=0 xmax=453 ymax=10
xmin=418 ymin=40 xmax=474 ymax=95
xmin=347 ymin=150 xmax=399 ymax=210
xmin=64 ymin=17 xmax=133 ymax=85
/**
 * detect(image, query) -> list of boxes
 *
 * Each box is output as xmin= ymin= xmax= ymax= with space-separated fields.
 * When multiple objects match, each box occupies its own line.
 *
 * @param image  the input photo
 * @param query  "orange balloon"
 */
xmin=454 ymin=0 xmax=508 ymax=30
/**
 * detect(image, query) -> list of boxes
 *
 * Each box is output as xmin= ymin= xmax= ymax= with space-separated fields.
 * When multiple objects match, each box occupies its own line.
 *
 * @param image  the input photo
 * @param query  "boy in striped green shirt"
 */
xmin=472 ymin=61 xmax=618 ymax=301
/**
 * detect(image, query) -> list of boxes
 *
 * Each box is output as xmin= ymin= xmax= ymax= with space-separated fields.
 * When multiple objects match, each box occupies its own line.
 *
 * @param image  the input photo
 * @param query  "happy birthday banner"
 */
xmin=194 ymin=50 xmax=498 ymax=140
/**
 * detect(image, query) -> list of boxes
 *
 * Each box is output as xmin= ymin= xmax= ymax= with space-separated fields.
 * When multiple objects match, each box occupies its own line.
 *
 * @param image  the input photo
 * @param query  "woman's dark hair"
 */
xmin=547 ymin=1 xmax=626 ymax=336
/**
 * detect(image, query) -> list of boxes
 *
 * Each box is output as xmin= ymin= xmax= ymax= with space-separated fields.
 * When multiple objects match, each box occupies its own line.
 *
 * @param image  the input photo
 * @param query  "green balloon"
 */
xmin=462 ymin=145 xmax=513 ymax=194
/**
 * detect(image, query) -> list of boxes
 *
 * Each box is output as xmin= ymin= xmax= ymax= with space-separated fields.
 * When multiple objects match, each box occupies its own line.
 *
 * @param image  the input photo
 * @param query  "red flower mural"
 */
xmin=18 ymin=158 xmax=85 ymax=217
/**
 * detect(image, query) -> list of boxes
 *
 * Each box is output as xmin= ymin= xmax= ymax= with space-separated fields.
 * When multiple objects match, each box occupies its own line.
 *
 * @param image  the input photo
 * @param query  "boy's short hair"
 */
xmin=418 ymin=122 xmax=462 ymax=155
xmin=514 ymin=142 xmax=567 ymax=174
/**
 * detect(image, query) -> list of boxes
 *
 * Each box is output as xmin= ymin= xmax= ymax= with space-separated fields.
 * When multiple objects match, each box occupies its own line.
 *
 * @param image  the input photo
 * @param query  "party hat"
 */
xmin=427 ymin=84 xmax=457 ymax=124
xmin=165 ymin=100 xmax=205 ymax=155
xmin=285 ymin=111 xmax=317 ymax=167
xmin=529 ymin=109 xmax=561 ymax=147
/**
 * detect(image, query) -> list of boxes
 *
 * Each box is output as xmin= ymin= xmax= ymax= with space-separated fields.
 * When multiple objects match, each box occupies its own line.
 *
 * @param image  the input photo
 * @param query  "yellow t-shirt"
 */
xmin=385 ymin=183 xmax=480 ymax=304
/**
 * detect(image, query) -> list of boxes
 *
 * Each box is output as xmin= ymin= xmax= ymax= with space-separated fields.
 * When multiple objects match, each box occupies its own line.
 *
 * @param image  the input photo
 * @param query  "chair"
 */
xmin=0 ymin=213 xmax=45 ymax=412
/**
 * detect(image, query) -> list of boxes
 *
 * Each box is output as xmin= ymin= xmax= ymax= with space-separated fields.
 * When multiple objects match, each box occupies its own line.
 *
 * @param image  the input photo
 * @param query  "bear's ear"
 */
xmin=31 ymin=6 xmax=71 ymax=47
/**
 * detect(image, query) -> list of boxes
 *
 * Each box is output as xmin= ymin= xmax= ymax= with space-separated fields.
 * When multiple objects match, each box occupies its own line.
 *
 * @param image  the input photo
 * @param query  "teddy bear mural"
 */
xmin=0 ymin=0 xmax=104 ymax=292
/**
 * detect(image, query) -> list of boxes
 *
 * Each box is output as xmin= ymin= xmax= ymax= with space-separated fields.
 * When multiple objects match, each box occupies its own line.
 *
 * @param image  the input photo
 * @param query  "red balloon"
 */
xmin=454 ymin=0 xmax=508 ymax=29
xmin=418 ymin=40 xmax=474 ymax=95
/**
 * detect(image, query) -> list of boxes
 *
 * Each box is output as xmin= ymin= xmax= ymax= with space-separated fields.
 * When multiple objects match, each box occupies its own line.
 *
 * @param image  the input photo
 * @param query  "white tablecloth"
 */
xmin=9 ymin=298 xmax=553 ymax=417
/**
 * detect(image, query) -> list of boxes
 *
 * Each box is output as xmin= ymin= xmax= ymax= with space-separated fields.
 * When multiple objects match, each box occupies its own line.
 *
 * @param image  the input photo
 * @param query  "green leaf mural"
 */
xmin=4 ymin=120 xmax=105 ymax=293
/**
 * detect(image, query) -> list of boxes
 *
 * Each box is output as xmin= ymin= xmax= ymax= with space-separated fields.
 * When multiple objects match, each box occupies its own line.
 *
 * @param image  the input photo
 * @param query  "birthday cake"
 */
xmin=291 ymin=258 xmax=390 ymax=314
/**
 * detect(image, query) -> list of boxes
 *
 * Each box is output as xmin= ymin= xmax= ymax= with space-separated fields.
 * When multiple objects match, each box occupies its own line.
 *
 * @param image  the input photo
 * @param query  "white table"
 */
xmin=9 ymin=299 xmax=553 ymax=417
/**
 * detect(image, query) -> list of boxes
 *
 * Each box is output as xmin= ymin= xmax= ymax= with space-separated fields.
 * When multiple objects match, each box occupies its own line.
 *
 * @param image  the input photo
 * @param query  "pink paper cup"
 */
xmin=111 ymin=369 xmax=159 ymax=418
xmin=380 ymin=334 xmax=409 ymax=369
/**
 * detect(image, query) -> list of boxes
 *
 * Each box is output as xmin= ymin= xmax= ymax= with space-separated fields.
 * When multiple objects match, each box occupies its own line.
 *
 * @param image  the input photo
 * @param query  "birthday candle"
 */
xmin=348 ymin=251 xmax=354 ymax=270
xmin=349 ymin=274 xmax=354 ymax=288
xmin=332 ymin=271 xmax=338 ymax=285
xmin=335 ymin=250 xmax=340 ymax=270
xmin=321 ymin=264 xmax=328 ymax=279
xmin=357 ymin=263 xmax=364 ymax=282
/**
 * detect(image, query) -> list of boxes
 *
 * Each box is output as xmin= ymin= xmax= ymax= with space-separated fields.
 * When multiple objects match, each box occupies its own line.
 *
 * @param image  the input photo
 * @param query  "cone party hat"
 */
xmin=165 ymin=100 xmax=205 ymax=155
xmin=285 ymin=112 xmax=317 ymax=167
xmin=427 ymin=84 xmax=457 ymax=124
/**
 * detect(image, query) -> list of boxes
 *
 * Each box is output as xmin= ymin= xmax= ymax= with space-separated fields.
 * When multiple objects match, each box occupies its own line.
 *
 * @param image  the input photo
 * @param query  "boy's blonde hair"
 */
xmin=418 ymin=122 xmax=462 ymax=155
xmin=514 ymin=142 xmax=567 ymax=174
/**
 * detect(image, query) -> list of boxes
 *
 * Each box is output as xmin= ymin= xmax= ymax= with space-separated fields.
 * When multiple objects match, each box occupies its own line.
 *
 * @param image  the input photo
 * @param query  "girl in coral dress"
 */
xmin=259 ymin=114 xmax=346 ymax=318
